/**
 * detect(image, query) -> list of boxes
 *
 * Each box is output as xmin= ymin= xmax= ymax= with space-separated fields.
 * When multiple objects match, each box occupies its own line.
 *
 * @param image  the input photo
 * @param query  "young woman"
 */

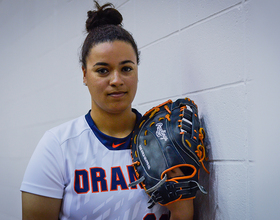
xmin=21 ymin=2 xmax=194 ymax=220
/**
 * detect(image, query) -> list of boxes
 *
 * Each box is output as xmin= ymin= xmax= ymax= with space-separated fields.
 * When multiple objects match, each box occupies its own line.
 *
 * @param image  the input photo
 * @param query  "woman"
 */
xmin=21 ymin=2 xmax=193 ymax=219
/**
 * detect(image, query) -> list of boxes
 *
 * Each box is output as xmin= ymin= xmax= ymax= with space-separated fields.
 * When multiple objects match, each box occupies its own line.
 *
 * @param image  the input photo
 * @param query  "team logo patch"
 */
xmin=156 ymin=123 xmax=168 ymax=141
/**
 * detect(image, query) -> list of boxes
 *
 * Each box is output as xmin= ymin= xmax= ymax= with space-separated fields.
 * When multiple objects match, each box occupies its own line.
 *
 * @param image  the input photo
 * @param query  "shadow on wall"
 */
xmin=194 ymin=116 xmax=225 ymax=220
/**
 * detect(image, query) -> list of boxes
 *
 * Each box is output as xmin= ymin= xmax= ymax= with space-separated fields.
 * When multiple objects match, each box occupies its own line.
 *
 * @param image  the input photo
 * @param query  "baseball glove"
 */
xmin=129 ymin=98 xmax=209 ymax=208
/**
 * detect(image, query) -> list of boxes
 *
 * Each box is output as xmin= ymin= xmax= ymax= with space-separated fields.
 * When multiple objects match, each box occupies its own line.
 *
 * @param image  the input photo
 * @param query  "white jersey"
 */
xmin=20 ymin=110 xmax=169 ymax=220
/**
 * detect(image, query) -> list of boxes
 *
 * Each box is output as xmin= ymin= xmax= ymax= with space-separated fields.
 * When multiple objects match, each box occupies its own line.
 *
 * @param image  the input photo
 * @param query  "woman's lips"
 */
xmin=108 ymin=92 xmax=127 ymax=98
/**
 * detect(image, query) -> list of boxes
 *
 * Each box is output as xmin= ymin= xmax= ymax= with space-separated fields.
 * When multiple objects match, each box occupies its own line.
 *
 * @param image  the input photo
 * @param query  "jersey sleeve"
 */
xmin=20 ymin=130 xmax=65 ymax=199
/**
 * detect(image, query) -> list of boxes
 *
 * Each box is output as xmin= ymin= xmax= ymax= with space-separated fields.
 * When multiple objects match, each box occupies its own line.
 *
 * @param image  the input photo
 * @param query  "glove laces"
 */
xmin=195 ymin=128 xmax=210 ymax=174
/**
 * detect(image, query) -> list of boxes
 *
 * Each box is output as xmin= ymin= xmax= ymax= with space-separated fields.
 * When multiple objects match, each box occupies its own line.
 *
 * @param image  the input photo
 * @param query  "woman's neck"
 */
xmin=90 ymin=107 xmax=136 ymax=138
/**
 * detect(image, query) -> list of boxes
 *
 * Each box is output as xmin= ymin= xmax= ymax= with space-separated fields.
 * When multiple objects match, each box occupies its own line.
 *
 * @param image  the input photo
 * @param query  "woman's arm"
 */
xmin=22 ymin=192 xmax=62 ymax=220
xmin=166 ymin=168 xmax=194 ymax=220
xmin=166 ymin=199 xmax=194 ymax=220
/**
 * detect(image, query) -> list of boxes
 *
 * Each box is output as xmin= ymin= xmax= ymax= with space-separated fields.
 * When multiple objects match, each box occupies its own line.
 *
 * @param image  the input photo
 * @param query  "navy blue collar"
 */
xmin=85 ymin=109 xmax=142 ymax=150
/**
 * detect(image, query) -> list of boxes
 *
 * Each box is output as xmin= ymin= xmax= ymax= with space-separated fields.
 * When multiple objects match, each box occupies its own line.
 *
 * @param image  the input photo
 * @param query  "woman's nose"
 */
xmin=109 ymin=70 xmax=124 ymax=86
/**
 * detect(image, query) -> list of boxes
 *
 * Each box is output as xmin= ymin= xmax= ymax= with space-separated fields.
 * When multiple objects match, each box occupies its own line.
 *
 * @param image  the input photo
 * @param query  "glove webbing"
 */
xmin=147 ymin=180 xmax=207 ymax=209
xmin=180 ymin=105 xmax=210 ymax=174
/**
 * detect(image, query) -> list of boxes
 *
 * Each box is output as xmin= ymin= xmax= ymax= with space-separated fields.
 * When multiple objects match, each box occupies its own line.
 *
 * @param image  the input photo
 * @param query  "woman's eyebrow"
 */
xmin=93 ymin=62 xmax=109 ymax=67
xmin=120 ymin=60 xmax=135 ymax=65
xmin=93 ymin=60 xmax=135 ymax=67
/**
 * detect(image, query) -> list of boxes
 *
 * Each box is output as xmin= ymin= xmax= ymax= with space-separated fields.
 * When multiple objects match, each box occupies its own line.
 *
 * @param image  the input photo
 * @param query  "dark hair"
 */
xmin=80 ymin=1 xmax=140 ymax=68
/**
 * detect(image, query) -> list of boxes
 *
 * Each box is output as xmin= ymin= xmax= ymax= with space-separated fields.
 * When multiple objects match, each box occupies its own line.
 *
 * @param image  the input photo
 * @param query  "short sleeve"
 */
xmin=20 ymin=131 xmax=65 ymax=199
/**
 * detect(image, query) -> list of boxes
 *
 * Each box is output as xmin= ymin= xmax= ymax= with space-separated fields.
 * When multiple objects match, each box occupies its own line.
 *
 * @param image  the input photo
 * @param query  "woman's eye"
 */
xmin=122 ymin=66 xmax=133 ymax=72
xmin=96 ymin=68 xmax=109 ymax=74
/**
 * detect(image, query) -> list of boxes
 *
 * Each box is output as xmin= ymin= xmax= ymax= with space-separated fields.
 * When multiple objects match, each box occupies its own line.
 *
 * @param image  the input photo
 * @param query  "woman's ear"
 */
xmin=82 ymin=66 xmax=87 ymax=86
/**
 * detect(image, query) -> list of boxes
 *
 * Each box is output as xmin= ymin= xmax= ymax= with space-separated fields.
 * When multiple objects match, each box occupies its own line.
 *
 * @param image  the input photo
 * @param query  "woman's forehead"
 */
xmin=87 ymin=41 xmax=137 ymax=63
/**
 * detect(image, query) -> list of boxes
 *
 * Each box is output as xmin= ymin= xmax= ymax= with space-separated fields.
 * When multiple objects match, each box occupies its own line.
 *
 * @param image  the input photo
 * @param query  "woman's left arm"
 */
xmin=166 ymin=168 xmax=194 ymax=220
xmin=166 ymin=199 xmax=194 ymax=220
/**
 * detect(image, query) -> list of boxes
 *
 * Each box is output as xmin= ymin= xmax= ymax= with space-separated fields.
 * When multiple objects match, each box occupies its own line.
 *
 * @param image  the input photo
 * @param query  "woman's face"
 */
xmin=83 ymin=40 xmax=138 ymax=115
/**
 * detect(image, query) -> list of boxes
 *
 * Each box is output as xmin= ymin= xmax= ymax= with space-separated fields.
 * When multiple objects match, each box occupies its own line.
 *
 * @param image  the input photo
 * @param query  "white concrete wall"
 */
xmin=1 ymin=0 xmax=279 ymax=219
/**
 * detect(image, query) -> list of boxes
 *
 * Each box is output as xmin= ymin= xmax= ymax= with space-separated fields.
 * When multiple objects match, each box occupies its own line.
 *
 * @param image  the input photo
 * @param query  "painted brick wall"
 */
xmin=0 ymin=0 xmax=279 ymax=219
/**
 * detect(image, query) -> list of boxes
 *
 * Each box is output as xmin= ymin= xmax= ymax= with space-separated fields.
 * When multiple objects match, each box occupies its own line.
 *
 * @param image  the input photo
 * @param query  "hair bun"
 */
xmin=85 ymin=1 xmax=123 ymax=33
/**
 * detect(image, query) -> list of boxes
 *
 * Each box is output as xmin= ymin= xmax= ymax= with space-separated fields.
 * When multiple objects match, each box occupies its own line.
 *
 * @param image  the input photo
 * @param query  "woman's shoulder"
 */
xmin=46 ymin=113 xmax=90 ymax=145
